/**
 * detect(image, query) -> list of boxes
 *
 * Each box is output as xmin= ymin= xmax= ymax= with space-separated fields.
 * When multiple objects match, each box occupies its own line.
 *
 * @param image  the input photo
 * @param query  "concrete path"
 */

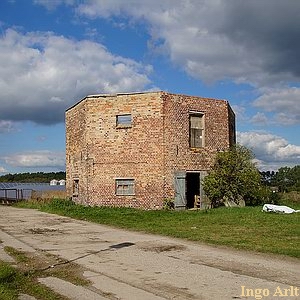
xmin=0 ymin=206 xmax=299 ymax=300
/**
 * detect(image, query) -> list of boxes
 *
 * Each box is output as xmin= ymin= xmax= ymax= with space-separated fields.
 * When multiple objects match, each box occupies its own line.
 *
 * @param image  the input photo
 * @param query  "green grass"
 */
xmin=0 ymin=246 xmax=89 ymax=300
xmin=0 ymin=262 xmax=18 ymax=300
xmin=16 ymin=198 xmax=300 ymax=258
xmin=0 ymin=260 xmax=67 ymax=300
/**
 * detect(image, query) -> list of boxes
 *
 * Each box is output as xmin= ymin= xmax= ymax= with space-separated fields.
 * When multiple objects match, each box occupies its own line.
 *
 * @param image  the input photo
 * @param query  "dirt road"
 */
xmin=0 ymin=206 xmax=299 ymax=300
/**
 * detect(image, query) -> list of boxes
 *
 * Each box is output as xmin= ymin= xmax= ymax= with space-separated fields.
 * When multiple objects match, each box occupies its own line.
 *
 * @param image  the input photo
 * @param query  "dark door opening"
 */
xmin=186 ymin=172 xmax=200 ymax=209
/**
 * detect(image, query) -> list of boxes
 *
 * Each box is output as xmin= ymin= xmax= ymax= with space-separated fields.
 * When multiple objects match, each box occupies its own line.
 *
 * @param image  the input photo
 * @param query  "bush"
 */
xmin=203 ymin=145 xmax=263 ymax=207
xmin=245 ymin=186 xmax=281 ymax=206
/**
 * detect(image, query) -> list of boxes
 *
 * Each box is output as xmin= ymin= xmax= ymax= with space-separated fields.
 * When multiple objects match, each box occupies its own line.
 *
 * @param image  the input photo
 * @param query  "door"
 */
xmin=174 ymin=171 xmax=186 ymax=209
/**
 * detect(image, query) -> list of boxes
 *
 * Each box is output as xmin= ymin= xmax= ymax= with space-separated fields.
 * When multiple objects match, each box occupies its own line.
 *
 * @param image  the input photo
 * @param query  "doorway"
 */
xmin=186 ymin=172 xmax=200 ymax=208
xmin=174 ymin=171 xmax=206 ymax=209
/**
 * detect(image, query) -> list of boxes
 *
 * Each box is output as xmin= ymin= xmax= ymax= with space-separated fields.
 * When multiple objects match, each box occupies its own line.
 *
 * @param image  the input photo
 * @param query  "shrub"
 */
xmin=203 ymin=144 xmax=263 ymax=207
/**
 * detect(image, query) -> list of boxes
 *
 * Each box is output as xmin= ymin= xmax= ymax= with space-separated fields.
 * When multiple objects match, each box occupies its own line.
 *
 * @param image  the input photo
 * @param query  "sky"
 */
xmin=0 ymin=0 xmax=299 ymax=174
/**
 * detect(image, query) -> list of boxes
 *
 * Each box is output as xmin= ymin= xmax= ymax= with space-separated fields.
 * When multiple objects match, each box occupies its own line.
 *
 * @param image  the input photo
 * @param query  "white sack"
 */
xmin=262 ymin=204 xmax=300 ymax=214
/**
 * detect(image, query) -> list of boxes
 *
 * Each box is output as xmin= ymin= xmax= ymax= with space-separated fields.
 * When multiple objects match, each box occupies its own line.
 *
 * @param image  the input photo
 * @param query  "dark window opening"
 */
xmin=73 ymin=179 xmax=79 ymax=196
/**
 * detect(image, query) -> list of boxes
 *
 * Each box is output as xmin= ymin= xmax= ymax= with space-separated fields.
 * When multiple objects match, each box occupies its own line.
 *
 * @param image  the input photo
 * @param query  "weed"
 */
xmin=163 ymin=198 xmax=175 ymax=210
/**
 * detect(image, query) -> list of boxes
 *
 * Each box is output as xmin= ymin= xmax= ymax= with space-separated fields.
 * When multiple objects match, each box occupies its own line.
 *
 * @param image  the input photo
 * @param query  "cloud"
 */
xmin=33 ymin=0 xmax=300 ymax=128
xmin=253 ymin=87 xmax=300 ymax=125
xmin=74 ymin=0 xmax=300 ymax=87
xmin=0 ymin=28 xmax=153 ymax=125
xmin=237 ymin=131 xmax=300 ymax=170
xmin=0 ymin=120 xmax=17 ymax=133
xmin=33 ymin=0 xmax=75 ymax=10
xmin=250 ymin=112 xmax=269 ymax=126
xmin=2 ymin=150 xmax=65 ymax=168
xmin=0 ymin=166 xmax=7 ymax=173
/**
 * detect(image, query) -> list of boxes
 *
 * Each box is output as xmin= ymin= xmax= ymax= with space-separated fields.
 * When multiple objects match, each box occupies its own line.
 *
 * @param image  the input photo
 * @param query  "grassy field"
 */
xmin=15 ymin=197 xmax=300 ymax=258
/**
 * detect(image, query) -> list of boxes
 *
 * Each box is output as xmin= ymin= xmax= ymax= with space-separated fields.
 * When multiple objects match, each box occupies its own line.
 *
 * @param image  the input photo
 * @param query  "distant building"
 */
xmin=65 ymin=91 xmax=235 ymax=209
xmin=50 ymin=179 xmax=66 ymax=186
xmin=59 ymin=179 xmax=66 ymax=186
xmin=50 ymin=179 xmax=58 ymax=186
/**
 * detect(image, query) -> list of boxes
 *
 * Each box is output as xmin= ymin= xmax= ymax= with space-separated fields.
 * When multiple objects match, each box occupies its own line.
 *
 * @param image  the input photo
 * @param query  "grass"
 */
xmin=0 ymin=246 xmax=89 ymax=300
xmin=15 ymin=196 xmax=300 ymax=258
xmin=0 ymin=260 xmax=67 ymax=300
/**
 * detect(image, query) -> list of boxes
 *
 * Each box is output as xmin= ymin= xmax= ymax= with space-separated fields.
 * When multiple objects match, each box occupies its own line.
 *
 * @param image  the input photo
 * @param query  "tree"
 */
xmin=271 ymin=165 xmax=300 ymax=192
xmin=0 ymin=172 xmax=66 ymax=183
xmin=203 ymin=144 xmax=264 ymax=207
xmin=260 ymin=170 xmax=276 ymax=186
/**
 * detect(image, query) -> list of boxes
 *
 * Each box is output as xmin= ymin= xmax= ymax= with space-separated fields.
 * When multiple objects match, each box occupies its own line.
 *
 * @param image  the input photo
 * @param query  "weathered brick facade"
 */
xmin=66 ymin=91 xmax=235 ymax=209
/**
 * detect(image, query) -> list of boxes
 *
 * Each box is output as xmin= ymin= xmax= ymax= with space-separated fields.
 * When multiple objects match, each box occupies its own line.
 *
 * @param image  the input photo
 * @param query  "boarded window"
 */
xmin=116 ymin=179 xmax=135 ymax=195
xmin=116 ymin=114 xmax=132 ymax=127
xmin=189 ymin=114 xmax=204 ymax=148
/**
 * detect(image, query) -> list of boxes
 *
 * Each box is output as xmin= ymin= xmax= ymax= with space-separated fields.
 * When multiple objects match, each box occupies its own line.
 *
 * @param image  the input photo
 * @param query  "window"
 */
xmin=189 ymin=113 xmax=204 ymax=148
xmin=73 ymin=179 xmax=79 ymax=196
xmin=116 ymin=179 xmax=135 ymax=195
xmin=116 ymin=114 xmax=132 ymax=127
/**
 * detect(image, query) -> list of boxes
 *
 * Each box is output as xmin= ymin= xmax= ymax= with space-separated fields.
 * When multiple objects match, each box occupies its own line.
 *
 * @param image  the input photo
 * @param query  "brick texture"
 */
xmin=65 ymin=91 xmax=235 ymax=209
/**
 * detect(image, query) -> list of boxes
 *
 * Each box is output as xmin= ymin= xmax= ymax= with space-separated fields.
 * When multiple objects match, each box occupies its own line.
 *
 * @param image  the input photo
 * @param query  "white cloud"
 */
xmin=2 ymin=150 xmax=65 ymax=168
xmin=231 ymin=105 xmax=249 ymax=123
xmin=33 ymin=0 xmax=75 ymax=10
xmin=0 ymin=120 xmax=17 ymax=133
xmin=250 ymin=112 xmax=269 ymax=126
xmin=0 ymin=28 xmax=153 ymax=124
xmin=253 ymin=87 xmax=300 ymax=125
xmin=237 ymin=131 xmax=300 ymax=170
xmin=30 ymin=1 xmax=300 ymax=128
xmin=74 ymin=0 xmax=300 ymax=87
xmin=0 ymin=166 xmax=7 ymax=173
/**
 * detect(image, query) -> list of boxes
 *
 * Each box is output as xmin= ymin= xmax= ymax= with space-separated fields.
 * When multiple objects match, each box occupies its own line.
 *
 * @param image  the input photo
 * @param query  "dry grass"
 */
xmin=30 ymin=190 xmax=68 ymax=202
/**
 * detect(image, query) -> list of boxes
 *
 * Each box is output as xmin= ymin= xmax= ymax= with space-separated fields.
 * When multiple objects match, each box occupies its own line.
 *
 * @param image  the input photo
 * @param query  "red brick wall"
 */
xmin=161 ymin=92 xmax=234 ymax=200
xmin=66 ymin=99 xmax=89 ymax=203
xmin=66 ymin=91 xmax=235 ymax=208
xmin=66 ymin=92 xmax=166 ymax=208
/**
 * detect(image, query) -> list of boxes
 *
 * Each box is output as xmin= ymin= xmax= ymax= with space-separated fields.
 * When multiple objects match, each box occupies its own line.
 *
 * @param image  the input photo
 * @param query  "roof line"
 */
xmin=66 ymin=91 xmax=163 ymax=111
xmin=66 ymin=91 xmax=231 ymax=112
xmin=86 ymin=90 xmax=163 ymax=98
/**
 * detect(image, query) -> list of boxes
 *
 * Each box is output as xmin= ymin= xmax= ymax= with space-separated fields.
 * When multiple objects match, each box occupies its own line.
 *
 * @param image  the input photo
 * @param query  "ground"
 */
xmin=0 ymin=206 xmax=299 ymax=300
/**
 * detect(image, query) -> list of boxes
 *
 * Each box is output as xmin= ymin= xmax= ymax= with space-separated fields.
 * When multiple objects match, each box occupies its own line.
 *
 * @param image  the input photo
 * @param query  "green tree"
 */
xmin=203 ymin=144 xmax=264 ymax=207
xmin=271 ymin=165 xmax=300 ymax=192
xmin=0 ymin=172 xmax=66 ymax=183
xmin=260 ymin=170 xmax=276 ymax=186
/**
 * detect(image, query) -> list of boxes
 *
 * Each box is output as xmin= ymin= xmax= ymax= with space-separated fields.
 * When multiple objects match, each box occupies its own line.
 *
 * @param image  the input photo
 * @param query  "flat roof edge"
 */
xmin=66 ymin=90 xmax=232 ymax=112
xmin=86 ymin=90 xmax=163 ymax=98
xmin=66 ymin=91 xmax=163 ymax=112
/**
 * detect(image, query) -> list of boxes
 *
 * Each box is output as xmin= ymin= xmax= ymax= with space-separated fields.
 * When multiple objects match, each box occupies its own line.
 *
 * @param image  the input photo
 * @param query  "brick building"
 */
xmin=66 ymin=91 xmax=235 ymax=209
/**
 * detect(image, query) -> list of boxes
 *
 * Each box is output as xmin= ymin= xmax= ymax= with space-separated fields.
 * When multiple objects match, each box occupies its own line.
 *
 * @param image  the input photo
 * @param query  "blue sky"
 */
xmin=0 ymin=0 xmax=299 ymax=174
